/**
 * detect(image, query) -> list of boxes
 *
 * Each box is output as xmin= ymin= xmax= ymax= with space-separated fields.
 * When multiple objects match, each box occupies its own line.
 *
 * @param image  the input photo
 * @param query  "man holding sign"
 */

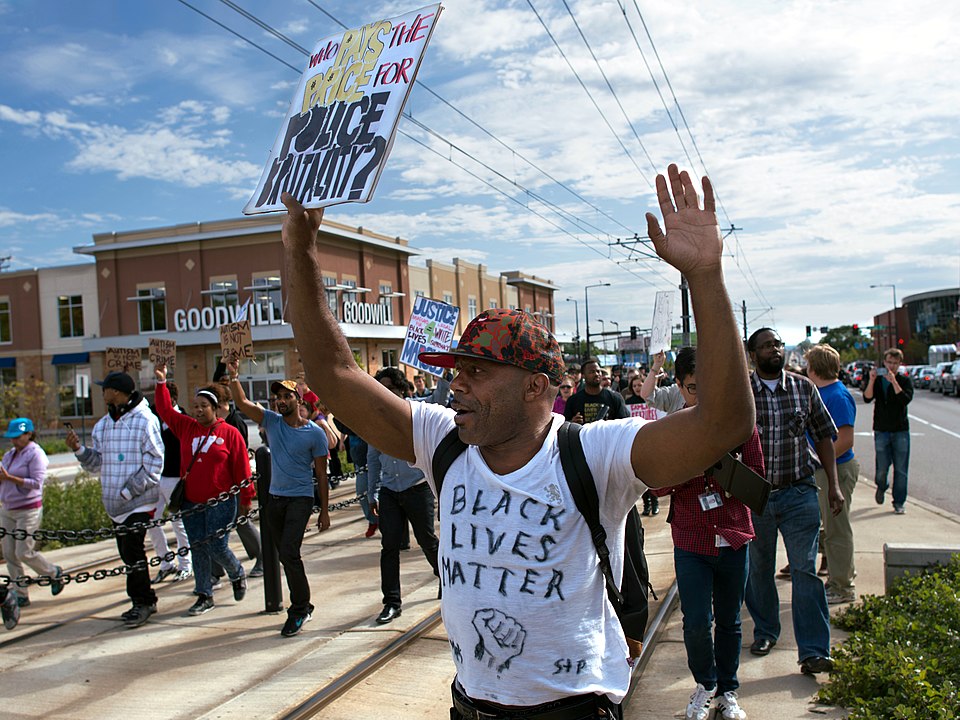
xmin=277 ymin=163 xmax=755 ymax=717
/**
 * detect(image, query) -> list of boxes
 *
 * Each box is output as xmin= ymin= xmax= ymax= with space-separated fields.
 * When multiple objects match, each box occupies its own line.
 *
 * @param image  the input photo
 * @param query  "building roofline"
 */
xmin=902 ymin=287 xmax=960 ymax=305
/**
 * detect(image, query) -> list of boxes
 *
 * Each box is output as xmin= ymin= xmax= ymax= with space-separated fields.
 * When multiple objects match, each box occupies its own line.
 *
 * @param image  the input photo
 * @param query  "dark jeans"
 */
xmin=114 ymin=511 xmax=157 ymax=607
xmin=380 ymin=482 xmax=439 ymax=607
xmin=262 ymin=494 xmax=315 ymax=617
xmin=212 ymin=503 xmax=261 ymax=578
xmin=182 ymin=497 xmax=244 ymax=598
xmin=675 ymin=545 xmax=748 ymax=694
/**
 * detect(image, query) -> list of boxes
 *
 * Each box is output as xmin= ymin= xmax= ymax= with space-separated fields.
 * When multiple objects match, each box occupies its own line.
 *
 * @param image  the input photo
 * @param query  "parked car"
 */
xmin=847 ymin=361 xmax=874 ymax=389
xmin=941 ymin=360 xmax=960 ymax=396
xmin=915 ymin=366 xmax=937 ymax=389
xmin=929 ymin=361 xmax=954 ymax=393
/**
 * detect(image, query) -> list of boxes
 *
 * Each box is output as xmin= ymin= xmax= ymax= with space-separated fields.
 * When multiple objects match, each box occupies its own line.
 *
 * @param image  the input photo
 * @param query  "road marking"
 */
xmin=911 ymin=415 xmax=960 ymax=440
xmin=855 ymin=431 xmax=925 ymax=437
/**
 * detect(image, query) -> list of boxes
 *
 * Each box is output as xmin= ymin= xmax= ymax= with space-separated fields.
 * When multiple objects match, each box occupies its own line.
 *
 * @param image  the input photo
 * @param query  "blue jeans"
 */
xmin=182 ymin=497 xmax=244 ymax=598
xmin=745 ymin=481 xmax=831 ymax=661
xmin=875 ymin=430 xmax=910 ymax=508
xmin=350 ymin=436 xmax=376 ymax=524
xmin=675 ymin=546 xmax=748 ymax=694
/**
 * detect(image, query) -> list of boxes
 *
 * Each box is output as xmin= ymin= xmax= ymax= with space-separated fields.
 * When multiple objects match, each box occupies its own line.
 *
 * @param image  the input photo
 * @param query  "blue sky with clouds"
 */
xmin=1 ymin=0 xmax=958 ymax=345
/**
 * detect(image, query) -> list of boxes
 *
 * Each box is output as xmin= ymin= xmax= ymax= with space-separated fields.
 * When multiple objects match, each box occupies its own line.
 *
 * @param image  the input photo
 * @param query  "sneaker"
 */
xmin=16 ymin=595 xmax=30 ymax=608
xmin=172 ymin=568 xmax=193 ymax=582
xmin=210 ymin=578 xmax=224 ymax=591
xmin=124 ymin=603 xmax=156 ymax=628
xmin=893 ymin=506 xmax=906 ymax=515
xmin=685 ymin=683 xmax=716 ymax=720
xmin=232 ymin=571 xmax=247 ymax=602
xmin=875 ymin=484 xmax=885 ymax=504
xmin=281 ymin=612 xmax=312 ymax=637
xmin=188 ymin=595 xmax=215 ymax=616
xmin=2 ymin=590 xmax=20 ymax=630
xmin=716 ymin=691 xmax=747 ymax=720
xmin=248 ymin=564 xmax=264 ymax=578
xmin=50 ymin=566 xmax=65 ymax=596
xmin=152 ymin=567 xmax=176 ymax=584
xmin=826 ymin=588 xmax=856 ymax=605
xmin=364 ymin=523 xmax=379 ymax=538
xmin=120 ymin=605 xmax=140 ymax=622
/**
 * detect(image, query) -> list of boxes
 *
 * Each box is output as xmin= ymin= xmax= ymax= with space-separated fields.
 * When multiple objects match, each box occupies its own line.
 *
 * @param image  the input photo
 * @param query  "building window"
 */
xmin=207 ymin=277 xmax=238 ymax=310
xmin=57 ymin=295 xmax=85 ymax=338
xmin=58 ymin=365 xmax=93 ymax=417
xmin=137 ymin=285 xmax=166 ymax=333
xmin=251 ymin=273 xmax=282 ymax=321
xmin=0 ymin=298 xmax=10 ymax=343
xmin=442 ymin=292 xmax=453 ymax=305
xmin=322 ymin=275 xmax=339 ymax=320
xmin=381 ymin=349 xmax=397 ymax=367
xmin=379 ymin=282 xmax=393 ymax=306
xmin=468 ymin=297 xmax=477 ymax=318
xmin=490 ymin=298 xmax=498 ymax=309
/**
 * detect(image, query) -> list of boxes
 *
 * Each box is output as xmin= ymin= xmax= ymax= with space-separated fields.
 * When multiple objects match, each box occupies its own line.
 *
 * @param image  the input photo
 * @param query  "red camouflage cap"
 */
xmin=418 ymin=309 xmax=565 ymax=384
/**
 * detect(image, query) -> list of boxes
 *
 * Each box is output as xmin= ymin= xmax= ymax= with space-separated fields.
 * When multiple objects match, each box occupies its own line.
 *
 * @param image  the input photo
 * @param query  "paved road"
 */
xmin=851 ymin=384 xmax=959 ymax=515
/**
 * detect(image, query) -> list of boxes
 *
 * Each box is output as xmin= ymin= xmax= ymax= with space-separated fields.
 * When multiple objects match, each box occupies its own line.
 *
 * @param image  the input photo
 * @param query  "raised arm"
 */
xmin=639 ymin=351 xmax=665 ymax=402
xmin=632 ymin=165 xmax=755 ymax=487
xmin=225 ymin=358 xmax=264 ymax=425
xmin=280 ymin=193 xmax=414 ymax=461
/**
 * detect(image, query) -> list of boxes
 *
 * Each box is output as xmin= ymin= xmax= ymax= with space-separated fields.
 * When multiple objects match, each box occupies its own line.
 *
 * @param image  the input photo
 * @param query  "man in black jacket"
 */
xmin=863 ymin=348 xmax=914 ymax=514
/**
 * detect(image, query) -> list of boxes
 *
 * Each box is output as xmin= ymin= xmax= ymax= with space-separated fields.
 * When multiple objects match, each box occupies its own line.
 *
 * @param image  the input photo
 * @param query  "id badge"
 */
xmin=699 ymin=491 xmax=724 ymax=511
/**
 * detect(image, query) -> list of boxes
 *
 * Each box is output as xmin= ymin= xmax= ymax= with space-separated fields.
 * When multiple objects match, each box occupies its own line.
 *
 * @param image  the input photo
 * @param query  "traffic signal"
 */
xmin=630 ymin=326 xmax=638 ymax=340
xmin=898 ymin=338 xmax=904 ymax=346
xmin=805 ymin=325 xmax=812 ymax=337
xmin=852 ymin=323 xmax=859 ymax=332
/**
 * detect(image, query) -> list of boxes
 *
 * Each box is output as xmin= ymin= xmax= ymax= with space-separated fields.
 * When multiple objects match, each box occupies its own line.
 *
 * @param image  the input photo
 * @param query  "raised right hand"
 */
xmin=280 ymin=192 xmax=325 ymax=254
xmin=652 ymin=350 xmax=666 ymax=370
xmin=154 ymin=363 xmax=167 ymax=382
xmin=65 ymin=428 xmax=80 ymax=452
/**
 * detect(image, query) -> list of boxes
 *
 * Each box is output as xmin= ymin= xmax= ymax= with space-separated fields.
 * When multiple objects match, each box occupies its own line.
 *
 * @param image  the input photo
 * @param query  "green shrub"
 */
xmin=39 ymin=438 xmax=71 ymax=455
xmin=39 ymin=472 xmax=111 ymax=550
xmin=817 ymin=556 xmax=960 ymax=719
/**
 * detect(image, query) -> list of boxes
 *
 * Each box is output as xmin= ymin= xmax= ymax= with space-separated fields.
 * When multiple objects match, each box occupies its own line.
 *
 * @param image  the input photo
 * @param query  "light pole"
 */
xmin=597 ymin=319 xmax=607 ymax=353
xmin=584 ymin=282 xmax=610 ymax=358
xmin=566 ymin=297 xmax=581 ymax=359
xmin=608 ymin=320 xmax=620 ymax=358
xmin=870 ymin=283 xmax=898 ymax=348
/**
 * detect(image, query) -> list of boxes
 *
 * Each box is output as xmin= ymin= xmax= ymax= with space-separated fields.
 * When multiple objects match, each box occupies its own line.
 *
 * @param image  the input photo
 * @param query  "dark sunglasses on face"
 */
xmin=560 ymin=385 xmax=573 ymax=390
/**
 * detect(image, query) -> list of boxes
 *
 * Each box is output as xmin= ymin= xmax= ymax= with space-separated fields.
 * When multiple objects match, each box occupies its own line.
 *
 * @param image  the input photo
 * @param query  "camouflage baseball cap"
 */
xmin=418 ymin=309 xmax=565 ymax=384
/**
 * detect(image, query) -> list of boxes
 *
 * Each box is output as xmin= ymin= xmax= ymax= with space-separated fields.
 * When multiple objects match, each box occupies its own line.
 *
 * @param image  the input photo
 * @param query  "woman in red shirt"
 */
xmin=154 ymin=365 xmax=253 ymax=616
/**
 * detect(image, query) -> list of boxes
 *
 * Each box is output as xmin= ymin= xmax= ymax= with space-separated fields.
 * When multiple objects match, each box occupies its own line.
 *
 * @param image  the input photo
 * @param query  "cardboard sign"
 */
xmin=148 ymin=338 xmax=177 ymax=370
xmin=243 ymin=4 xmax=442 ymax=214
xmin=400 ymin=296 xmax=459 ymax=378
xmin=219 ymin=320 xmax=254 ymax=360
xmin=650 ymin=290 xmax=674 ymax=354
xmin=105 ymin=347 xmax=142 ymax=373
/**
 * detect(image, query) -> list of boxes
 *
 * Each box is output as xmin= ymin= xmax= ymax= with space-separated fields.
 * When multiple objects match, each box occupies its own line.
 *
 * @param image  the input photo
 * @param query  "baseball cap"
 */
xmin=95 ymin=372 xmax=136 ymax=394
xmin=418 ymin=309 xmax=565 ymax=385
xmin=4 ymin=417 xmax=34 ymax=438
xmin=270 ymin=380 xmax=301 ymax=397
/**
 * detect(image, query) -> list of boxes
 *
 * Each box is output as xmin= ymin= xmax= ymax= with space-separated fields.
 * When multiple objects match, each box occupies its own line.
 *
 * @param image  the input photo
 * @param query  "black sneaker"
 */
xmin=50 ymin=566 xmax=65 ymax=596
xmin=875 ymin=484 xmax=885 ymax=504
xmin=188 ymin=595 xmax=215 ymax=616
xmin=124 ymin=603 xmax=156 ymax=628
xmin=281 ymin=613 xmax=312 ymax=637
xmin=2 ymin=590 xmax=20 ymax=630
xmin=232 ymin=571 xmax=247 ymax=602
xmin=120 ymin=605 xmax=140 ymax=622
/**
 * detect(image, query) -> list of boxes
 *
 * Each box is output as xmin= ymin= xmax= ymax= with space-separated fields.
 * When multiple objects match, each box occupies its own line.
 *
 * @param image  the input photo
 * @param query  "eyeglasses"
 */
xmin=559 ymin=385 xmax=573 ymax=390
xmin=683 ymin=383 xmax=697 ymax=395
xmin=756 ymin=340 xmax=784 ymax=351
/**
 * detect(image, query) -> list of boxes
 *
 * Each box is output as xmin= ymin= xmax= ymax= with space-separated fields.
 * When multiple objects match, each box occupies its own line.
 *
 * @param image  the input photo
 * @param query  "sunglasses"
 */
xmin=559 ymin=384 xmax=573 ymax=389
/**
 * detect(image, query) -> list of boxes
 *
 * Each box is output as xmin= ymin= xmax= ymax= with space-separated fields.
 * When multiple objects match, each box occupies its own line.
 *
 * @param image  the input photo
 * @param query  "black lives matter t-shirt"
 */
xmin=563 ymin=388 xmax=629 ymax=423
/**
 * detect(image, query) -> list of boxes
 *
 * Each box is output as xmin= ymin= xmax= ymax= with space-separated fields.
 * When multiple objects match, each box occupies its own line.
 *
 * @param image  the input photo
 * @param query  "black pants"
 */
xmin=261 ymin=495 xmax=314 ymax=617
xmin=380 ymin=482 xmax=439 ymax=607
xmin=114 ymin=511 xmax=157 ymax=607
xmin=449 ymin=680 xmax=622 ymax=719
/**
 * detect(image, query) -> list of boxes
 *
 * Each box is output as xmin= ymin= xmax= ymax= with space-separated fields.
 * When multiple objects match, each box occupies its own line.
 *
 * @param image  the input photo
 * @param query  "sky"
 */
xmin=1 ymin=0 xmax=959 ymax=347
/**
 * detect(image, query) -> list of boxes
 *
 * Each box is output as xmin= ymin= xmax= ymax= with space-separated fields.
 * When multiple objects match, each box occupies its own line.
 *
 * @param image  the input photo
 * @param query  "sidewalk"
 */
xmin=628 ymin=476 xmax=960 ymax=719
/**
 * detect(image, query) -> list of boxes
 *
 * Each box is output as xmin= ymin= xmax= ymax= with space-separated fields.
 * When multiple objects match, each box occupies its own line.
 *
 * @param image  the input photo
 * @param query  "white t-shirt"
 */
xmin=410 ymin=402 xmax=649 ymax=706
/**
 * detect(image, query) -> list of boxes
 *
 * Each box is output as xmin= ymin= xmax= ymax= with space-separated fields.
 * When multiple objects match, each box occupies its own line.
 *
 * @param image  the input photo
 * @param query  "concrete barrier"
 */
xmin=883 ymin=543 xmax=960 ymax=591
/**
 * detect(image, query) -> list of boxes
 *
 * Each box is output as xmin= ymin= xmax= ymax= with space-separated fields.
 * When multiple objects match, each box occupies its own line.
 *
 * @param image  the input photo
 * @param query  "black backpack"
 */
xmin=431 ymin=421 xmax=653 ymax=659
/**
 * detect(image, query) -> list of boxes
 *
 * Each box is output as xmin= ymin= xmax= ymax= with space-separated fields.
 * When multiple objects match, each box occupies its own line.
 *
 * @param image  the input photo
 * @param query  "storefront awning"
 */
xmin=51 ymin=352 xmax=90 ymax=365
xmin=0 ymin=357 xmax=15 ymax=368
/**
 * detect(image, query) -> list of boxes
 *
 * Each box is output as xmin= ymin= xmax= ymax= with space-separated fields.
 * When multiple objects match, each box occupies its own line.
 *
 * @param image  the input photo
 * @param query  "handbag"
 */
xmin=167 ymin=426 xmax=215 ymax=514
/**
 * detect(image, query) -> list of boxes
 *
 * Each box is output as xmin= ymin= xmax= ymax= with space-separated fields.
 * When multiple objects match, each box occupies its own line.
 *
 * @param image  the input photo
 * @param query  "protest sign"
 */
xmin=148 ymin=338 xmax=177 ymax=370
xmin=400 ymin=296 xmax=459 ymax=377
xmin=649 ymin=290 xmax=674 ymax=354
xmin=105 ymin=347 xmax=142 ymax=374
xmin=219 ymin=320 xmax=254 ymax=361
xmin=629 ymin=403 xmax=667 ymax=421
xmin=243 ymin=4 xmax=442 ymax=215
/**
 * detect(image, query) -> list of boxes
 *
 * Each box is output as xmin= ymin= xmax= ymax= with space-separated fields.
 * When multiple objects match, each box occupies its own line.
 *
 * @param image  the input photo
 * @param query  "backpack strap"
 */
xmin=557 ymin=421 xmax=625 ymax=606
xmin=432 ymin=427 xmax=468 ymax=504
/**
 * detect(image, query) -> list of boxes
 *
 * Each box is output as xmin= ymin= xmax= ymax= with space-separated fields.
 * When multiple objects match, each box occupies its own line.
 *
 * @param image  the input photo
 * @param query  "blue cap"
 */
xmin=4 ymin=418 xmax=34 ymax=438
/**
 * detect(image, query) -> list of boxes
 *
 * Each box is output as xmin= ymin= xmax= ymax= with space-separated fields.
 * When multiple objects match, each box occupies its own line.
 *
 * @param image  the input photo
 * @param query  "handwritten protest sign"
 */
xmin=649 ymin=290 xmax=674 ymax=354
xmin=105 ymin=347 xmax=142 ymax=373
xmin=629 ymin=403 xmax=666 ymax=421
xmin=219 ymin=320 xmax=254 ymax=361
xmin=243 ymin=4 xmax=442 ymax=215
xmin=148 ymin=338 xmax=177 ymax=370
xmin=400 ymin=296 xmax=459 ymax=377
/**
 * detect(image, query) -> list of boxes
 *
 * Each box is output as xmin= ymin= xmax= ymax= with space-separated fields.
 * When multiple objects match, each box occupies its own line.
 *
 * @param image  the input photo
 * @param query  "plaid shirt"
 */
xmin=651 ymin=427 xmax=763 ymax=555
xmin=751 ymin=371 xmax=836 ymax=487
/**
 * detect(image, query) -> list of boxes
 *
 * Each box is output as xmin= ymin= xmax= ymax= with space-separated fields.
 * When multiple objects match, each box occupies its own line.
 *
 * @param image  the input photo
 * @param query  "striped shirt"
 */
xmin=751 ymin=371 xmax=836 ymax=488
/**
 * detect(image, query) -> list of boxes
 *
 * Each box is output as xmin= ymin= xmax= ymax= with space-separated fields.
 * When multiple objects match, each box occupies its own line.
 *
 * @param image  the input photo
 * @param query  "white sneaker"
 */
xmin=685 ymin=683 xmax=715 ymax=720
xmin=716 ymin=691 xmax=747 ymax=720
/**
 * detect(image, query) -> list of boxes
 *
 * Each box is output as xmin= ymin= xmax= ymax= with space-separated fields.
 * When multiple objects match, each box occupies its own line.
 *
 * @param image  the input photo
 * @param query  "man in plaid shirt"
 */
xmin=744 ymin=328 xmax=844 ymax=676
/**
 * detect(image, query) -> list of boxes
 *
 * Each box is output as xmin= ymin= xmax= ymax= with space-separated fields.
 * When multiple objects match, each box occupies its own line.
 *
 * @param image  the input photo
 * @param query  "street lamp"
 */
xmin=597 ymin=319 xmax=607 ymax=353
xmin=584 ymin=282 xmax=610 ymax=358
xmin=608 ymin=320 xmax=620 ymax=355
xmin=565 ymin=297 xmax=581 ymax=358
xmin=870 ymin=283 xmax=898 ymax=347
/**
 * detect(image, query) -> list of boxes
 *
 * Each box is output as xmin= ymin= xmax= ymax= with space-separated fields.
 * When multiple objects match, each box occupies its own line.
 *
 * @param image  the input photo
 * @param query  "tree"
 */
xmin=0 ymin=377 xmax=57 ymax=431
xmin=818 ymin=325 xmax=871 ymax=363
